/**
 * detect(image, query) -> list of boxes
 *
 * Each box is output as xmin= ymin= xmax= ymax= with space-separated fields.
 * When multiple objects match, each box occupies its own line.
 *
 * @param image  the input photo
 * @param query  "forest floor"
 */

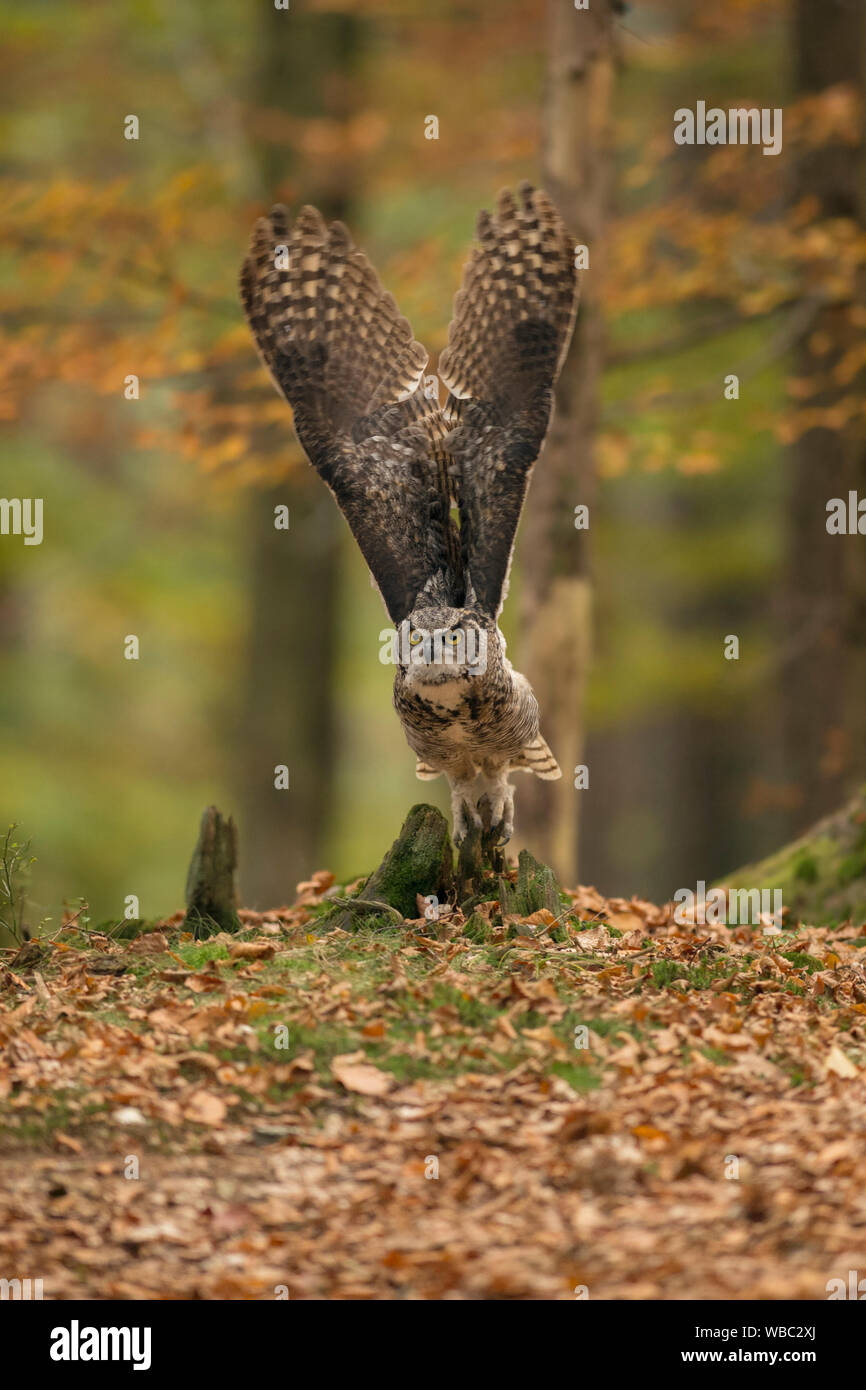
xmin=1 ymin=873 xmax=866 ymax=1300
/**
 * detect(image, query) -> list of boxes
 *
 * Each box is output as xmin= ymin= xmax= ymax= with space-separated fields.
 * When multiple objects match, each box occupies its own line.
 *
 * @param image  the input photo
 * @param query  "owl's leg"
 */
xmin=448 ymin=775 xmax=483 ymax=843
xmin=477 ymin=771 xmax=515 ymax=845
xmin=498 ymin=783 xmax=515 ymax=844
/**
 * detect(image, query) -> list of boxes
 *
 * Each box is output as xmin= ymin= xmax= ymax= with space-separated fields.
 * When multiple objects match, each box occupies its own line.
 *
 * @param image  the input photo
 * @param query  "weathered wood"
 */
xmin=456 ymin=797 xmax=505 ymax=906
xmin=498 ymin=848 xmax=564 ymax=920
xmin=325 ymin=804 xmax=564 ymax=933
xmin=184 ymin=806 xmax=240 ymax=936
xmin=330 ymin=804 xmax=454 ymax=929
xmin=519 ymin=0 xmax=619 ymax=880
xmin=362 ymin=803 xmax=454 ymax=919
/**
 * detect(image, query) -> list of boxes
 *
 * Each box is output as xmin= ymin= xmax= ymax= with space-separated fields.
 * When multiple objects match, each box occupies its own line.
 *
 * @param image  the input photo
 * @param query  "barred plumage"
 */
xmin=240 ymin=184 xmax=579 ymax=843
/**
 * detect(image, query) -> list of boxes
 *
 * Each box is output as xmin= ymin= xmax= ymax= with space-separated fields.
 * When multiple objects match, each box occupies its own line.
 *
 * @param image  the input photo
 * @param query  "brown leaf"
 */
xmin=229 ymin=942 xmax=275 ymax=961
xmin=184 ymin=1090 xmax=228 ymax=1125
xmin=575 ymin=926 xmax=610 ymax=952
xmin=129 ymin=932 xmax=169 ymax=953
xmin=295 ymin=870 xmax=336 ymax=899
xmin=606 ymin=911 xmax=644 ymax=935
xmin=54 ymin=1131 xmax=83 ymax=1153
xmin=825 ymin=1045 xmax=858 ymax=1079
xmin=332 ymin=1052 xmax=393 ymax=1096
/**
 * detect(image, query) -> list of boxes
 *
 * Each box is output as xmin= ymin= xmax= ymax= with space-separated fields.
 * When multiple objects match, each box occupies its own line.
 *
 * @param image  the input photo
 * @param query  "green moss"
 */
xmin=793 ymin=853 xmax=819 ymax=884
xmin=549 ymin=1062 xmax=602 ymax=1093
xmin=174 ymin=941 xmax=230 ymax=969
xmin=722 ymin=789 xmax=866 ymax=927
xmin=651 ymin=960 xmax=687 ymax=989
xmin=460 ymin=911 xmax=492 ymax=942
xmin=779 ymin=950 xmax=823 ymax=973
xmin=337 ymin=804 xmax=454 ymax=923
xmin=498 ymin=848 xmax=565 ymax=919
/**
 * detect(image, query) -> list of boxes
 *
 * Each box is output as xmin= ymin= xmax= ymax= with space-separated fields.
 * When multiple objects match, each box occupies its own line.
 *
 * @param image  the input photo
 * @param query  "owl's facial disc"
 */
xmin=400 ymin=612 xmax=488 ymax=682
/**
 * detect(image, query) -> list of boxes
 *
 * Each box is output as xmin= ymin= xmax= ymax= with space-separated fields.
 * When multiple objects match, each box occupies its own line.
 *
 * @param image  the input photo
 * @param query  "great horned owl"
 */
xmin=241 ymin=184 xmax=579 ymax=843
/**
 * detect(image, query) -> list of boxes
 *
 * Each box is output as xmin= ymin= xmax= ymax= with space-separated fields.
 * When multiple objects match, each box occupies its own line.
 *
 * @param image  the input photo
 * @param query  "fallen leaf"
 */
xmin=184 ymin=1091 xmax=228 ymax=1125
xmin=129 ymin=933 xmax=169 ymax=954
xmin=113 ymin=1106 xmax=148 ymax=1127
xmin=332 ymin=1052 xmax=393 ymax=1096
xmin=229 ymin=942 xmax=275 ymax=961
xmin=55 ymin=1131 xmax=83 ymax=1153
xmin=825 ymin=1045 xmax=858 ymax=1079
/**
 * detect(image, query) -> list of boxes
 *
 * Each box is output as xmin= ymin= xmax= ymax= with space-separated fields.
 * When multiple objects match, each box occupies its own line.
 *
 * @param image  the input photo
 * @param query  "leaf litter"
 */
xmin=1 ymin=877 xmax=865 ymax=1299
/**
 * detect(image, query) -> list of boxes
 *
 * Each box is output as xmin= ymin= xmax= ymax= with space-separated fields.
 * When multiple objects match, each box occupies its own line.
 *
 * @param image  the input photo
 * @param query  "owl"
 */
xmin=241 ymin=184 xmax=579 ymax=843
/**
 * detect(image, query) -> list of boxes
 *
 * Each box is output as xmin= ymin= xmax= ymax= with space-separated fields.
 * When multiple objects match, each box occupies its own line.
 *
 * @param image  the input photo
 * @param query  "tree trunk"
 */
xmin=781 ymin=0 xmax=866 ymax=834
xmin=517 ymin=0 xmax=619 ymax=884
xmin=843 ymin=6 xmax=866 ymax=789
xmin=237 ymin=11 xmax=362 ymax=907
xmin=184 ymin=805 xmax=240 ymax=934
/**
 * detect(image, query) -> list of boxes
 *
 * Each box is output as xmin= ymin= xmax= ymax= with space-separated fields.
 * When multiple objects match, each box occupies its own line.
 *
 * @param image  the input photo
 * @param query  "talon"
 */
xmin=490 ymin=819 xmax=512 ymax=848
xmin=452 ymin=794 xmax=482 ymax=843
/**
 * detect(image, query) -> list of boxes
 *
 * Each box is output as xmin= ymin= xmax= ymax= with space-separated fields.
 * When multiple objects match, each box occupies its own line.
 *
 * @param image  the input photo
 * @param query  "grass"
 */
xmin=2 ymin=885 xmax=864 ymax=1151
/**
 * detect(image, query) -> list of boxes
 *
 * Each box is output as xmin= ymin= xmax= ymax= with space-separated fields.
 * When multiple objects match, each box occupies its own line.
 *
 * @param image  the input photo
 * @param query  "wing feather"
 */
xmin=241 ymin=206 xmax=455 ymax=624
xmin=438 ymin=183 xmax=579 ymax=617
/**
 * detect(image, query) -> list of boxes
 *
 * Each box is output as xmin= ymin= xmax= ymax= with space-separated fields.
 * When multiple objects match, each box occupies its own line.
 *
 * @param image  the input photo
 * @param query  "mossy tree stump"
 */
xmin=184 ymin=806 xmax=240 ymax=936
xmin=498 ymin=848 xmax=564 ymax=918
xmin=328 ymin=799 xmax=566 ymax=930
xmin=329 ymin=804 xmax=454 ymax=929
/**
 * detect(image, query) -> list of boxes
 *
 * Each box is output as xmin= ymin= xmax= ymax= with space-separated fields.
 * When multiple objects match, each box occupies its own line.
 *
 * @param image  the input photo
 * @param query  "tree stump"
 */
xmin=498 ymin=848 xmax=564 ymax=919
xmin=184 ymin=806 xmax=240 ymax=936
xmin=330 ymin=804 xmax=454 ymax=929
xmin=456 ymin=799 xmax=506 ymax=907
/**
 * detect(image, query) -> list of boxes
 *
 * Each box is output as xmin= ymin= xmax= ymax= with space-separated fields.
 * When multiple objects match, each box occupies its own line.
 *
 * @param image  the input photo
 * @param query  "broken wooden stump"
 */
xmin=184 ymin=805 xmax=240 ymax=937
xmin=456 ymin=799 xmax=506 ymax=907
xmin=498 ymin=847 xmax=564 ymax=919
xmin=329 ymin=803 xmax=454 ymax=929
xmin=320 ymin=801 xmax=565 ymax=934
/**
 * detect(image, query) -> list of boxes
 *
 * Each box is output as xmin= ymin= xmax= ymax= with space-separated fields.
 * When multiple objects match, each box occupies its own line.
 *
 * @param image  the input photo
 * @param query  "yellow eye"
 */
xmin=409 ymin=630 xmax=423 ymax=645
xmin=445 ymin=631 xmax=460 ymax=644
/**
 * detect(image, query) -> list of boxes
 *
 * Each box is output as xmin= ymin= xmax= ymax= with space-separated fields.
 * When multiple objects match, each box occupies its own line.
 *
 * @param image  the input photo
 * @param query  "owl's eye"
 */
xmin=409 ymin=630 xmax=424 ymax=645
xmin=445 ymin=631 xmax=460 ymax=644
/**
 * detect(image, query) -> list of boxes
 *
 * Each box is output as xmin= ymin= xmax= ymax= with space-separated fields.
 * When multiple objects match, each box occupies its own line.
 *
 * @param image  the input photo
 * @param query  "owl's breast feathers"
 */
xmin=393 ymin=655 xmax=539 ymax=772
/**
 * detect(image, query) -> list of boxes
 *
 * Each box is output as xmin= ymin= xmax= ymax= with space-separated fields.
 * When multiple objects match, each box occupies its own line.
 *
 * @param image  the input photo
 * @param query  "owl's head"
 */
xmin=398 ymin=606 xmax=491 ymax=684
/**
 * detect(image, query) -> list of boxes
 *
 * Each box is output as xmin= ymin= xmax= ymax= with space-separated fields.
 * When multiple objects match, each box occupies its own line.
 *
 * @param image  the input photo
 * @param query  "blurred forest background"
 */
xmin=2 ymin=0 xmax=866 ymax=926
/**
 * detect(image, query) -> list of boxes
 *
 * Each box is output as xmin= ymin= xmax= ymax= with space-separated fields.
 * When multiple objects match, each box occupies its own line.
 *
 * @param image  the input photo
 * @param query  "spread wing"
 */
xmin=240 ymin=205 xmax=457 ymax=625
xmin=438 ymin=184 xmax=579 ymax=618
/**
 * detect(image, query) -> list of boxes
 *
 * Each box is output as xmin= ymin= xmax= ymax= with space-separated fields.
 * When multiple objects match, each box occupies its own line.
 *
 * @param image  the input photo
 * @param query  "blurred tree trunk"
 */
xmin=781 ymin=0 xmax=866 ymax=835
xmin=518 ymin=0 xmax=618 ymax=883
xmin=845 ymin=7 xmax=866 ymax=788
xmin=238 ymin=11 xmax=362 ymax=906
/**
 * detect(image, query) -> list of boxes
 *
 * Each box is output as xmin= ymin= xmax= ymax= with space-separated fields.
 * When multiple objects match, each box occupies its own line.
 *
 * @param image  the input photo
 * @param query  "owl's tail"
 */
xmin=512 ymin=735 xmax=562 ymax=780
